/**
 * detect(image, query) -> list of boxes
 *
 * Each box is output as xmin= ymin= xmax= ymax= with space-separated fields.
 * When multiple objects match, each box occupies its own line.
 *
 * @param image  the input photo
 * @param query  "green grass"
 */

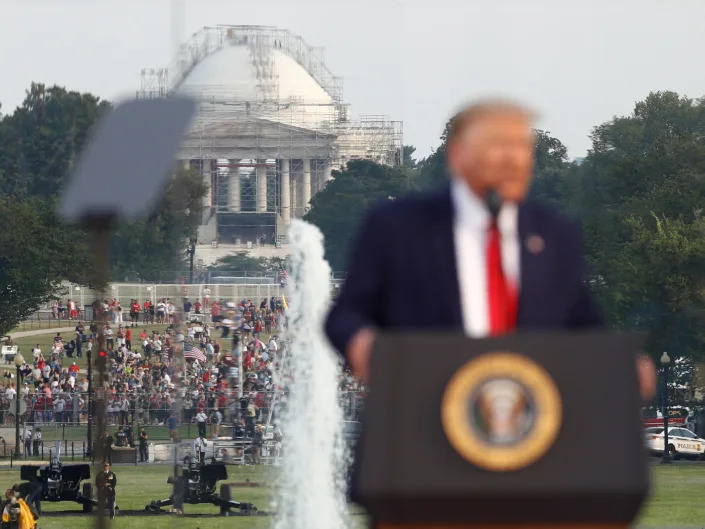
xmin=0 ymin=464 xmax=367 ymax=529
xmin=0 ymin=463 xmax=696 ymax=528
xmin=638 ymin=464 xmax=705 ymax=526
xmin=8 ymin=324 xmax=175 ymax=372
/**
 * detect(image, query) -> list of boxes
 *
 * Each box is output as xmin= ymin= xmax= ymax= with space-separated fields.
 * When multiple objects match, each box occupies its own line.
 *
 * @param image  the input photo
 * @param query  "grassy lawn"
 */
xmin=8 ymin=324 xmax=175 ymax=372
xmin=0 ymin=463 xmax=693 ymax=528
xmin=638 ymin=464 xmax=705 ymax=526
xmin=0 ymin=464 xmax=367 ymax=529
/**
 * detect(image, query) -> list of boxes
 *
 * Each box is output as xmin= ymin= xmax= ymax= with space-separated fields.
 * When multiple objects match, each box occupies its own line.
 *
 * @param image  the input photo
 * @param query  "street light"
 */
xmin=13 ymin=353 xmax=24 ymax=456
xmin=188 ymin=236 xmax=197 ymax=284
xmin=661 ymin=352 xmax=672 ymax=464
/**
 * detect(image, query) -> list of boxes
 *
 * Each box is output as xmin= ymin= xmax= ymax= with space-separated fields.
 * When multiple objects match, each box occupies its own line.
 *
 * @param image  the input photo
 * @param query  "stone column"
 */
xmin=201 ymin=159 xmax=212 ymax=208
xmin=324 ymin=159 xmax=333 ymax=182
xmin=229 ymin=159 xmax=241 ymax=212
xmin=280 ymin=159 xmax=291 ymax=224
xmin=182 ymin=159 xmax=190 ymax=171
xmin=302 ymin=158 xmax=312 ymax=212
xmin=256 ymin=159 xmax=267 ymax=212
xmin=291 ymin=168 xmax=298 ymax=218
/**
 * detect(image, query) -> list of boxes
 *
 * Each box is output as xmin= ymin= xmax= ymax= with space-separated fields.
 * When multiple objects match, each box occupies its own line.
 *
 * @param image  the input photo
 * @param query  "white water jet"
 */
xmin=274 ymin=220 xmax=348 ymax=529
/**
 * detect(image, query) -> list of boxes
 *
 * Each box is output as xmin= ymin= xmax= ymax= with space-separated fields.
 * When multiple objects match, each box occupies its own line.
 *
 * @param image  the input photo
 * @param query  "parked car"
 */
xmin=645 ymin=426 xmax=705 ymax=460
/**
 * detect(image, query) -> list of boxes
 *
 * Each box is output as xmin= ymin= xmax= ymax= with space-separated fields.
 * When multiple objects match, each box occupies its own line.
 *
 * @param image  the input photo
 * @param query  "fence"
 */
xmin=33 ymin=282 xmax=286 ymax=314
xmin=1 ymin=390 xmax=365 ymax=439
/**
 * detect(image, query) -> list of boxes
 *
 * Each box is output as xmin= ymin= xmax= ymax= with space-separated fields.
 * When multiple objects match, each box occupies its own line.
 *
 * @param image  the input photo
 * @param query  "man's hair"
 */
xmin=446 ymin=99 xmax=536 ymax=145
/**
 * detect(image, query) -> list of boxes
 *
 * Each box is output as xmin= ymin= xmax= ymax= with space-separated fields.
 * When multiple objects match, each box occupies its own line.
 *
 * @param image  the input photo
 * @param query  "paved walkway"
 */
xmin=10 ymin=327 xmax=76 ymax=339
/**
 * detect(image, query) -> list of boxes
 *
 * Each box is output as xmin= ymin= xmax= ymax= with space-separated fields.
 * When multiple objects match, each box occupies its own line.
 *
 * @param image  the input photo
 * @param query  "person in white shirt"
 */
xmin=195 ymin=411 xmax=208 ymax=438
xmin=268 ymin=336 xmax=278 ymax=355
xmin=156 ymin=300 xmax=166 ymax=324
xmin=23 ymin=425 xmax=32 ymax=455
xmin=193 ymin=435 xmax=207 ymax=463
xmin=54 ymin=397 xmax=65 ymax=423
xmin=5 ymin=385 xmax=16 ymax=400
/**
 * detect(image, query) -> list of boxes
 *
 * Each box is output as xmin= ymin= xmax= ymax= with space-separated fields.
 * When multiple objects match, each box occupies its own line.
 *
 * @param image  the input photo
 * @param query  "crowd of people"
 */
xmin=7 ymin=297 xmax=285 ymax=446
xmin=3 ymin=290 xmax=365 ymax=468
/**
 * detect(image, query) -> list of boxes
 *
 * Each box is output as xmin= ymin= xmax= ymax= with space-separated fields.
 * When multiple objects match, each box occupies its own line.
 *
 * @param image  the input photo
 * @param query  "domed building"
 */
xmin=139 ymin=25 xmax=403 ymax=254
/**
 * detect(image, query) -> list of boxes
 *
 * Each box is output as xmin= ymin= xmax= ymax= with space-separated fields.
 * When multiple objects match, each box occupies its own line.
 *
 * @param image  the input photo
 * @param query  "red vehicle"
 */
xmin=643 ymin=406 xmax=688 ymax=428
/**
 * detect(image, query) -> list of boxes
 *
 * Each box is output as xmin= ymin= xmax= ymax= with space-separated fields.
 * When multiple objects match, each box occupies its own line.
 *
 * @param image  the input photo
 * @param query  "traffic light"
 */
xmin=96 ymin=350 xmax=107 ymax=371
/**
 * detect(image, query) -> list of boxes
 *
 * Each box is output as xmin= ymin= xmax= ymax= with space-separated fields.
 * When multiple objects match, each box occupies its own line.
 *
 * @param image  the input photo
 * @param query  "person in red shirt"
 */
xmin=69 ymin=362 xmax=80 ymax=374
xmin=125 ymin=328 xmax=133 ymax=350
xmin=194 ymin=300 xmax=202 ymax=314
xmin=130 ymin=300 xmax=141 ymax=326
xmin=210 ymin=302 xmax=220 ymax=324
xmin=139 ymin=329 xmax=148 ymax=341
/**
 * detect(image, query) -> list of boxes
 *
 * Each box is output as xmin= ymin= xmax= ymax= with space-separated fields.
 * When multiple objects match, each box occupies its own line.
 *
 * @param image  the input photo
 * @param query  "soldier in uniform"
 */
xmin=95 ymin=462 xmax=117 ymax=520
xmin=32 ymin=429 xmax=41 ymax=457
xmin=139 ymin=428 xmax=149 ymax=462
xmin=252 ymin=424 xmax=264 ymax=465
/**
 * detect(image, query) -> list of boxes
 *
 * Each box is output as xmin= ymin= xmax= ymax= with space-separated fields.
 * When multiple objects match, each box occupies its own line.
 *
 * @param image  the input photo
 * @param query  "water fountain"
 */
xmin=274 ymin=219 xmax=349 ymax=529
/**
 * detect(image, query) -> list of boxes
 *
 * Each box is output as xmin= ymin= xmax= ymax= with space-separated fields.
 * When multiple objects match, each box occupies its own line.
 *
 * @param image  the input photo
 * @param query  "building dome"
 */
xmin=178 ymin=45 xmax=334 ymax=105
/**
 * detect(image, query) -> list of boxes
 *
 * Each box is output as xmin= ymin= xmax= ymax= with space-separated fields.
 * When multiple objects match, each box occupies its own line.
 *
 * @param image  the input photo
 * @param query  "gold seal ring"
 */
xmin=441 ymin=352 xmax=562 ymax=472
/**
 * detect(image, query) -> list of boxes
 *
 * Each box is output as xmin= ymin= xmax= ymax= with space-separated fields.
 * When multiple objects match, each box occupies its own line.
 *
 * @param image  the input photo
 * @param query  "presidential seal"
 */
xmin=441 ymin=352 xmax=562 ymax=472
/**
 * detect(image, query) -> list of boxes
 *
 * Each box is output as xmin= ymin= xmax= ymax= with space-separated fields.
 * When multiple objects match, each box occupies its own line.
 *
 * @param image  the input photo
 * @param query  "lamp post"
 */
xmin=86 ymin=344 xmax=93 ymax=458
xmin=188 ymin=235 xmax=197 ymax=284
xmin=13 ymin=353 xmax=25 ymax=456
xmin=661 ymin=351 xmax=672 ymax=464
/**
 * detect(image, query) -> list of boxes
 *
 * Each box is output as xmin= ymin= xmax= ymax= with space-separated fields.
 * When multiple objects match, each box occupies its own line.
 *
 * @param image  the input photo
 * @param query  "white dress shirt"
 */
xmin=451 ymin=178 xmax=520 ymax=337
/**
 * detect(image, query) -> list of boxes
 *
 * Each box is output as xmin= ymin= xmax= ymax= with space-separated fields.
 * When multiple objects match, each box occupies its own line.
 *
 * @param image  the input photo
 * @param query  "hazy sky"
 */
xmin=1 ymin=0 xmax=704 ymax=158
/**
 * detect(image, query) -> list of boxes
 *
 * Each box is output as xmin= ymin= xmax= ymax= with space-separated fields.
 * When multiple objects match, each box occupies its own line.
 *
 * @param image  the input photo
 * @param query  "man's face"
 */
xmin=448 ymin=112 xmax=534 ymax=202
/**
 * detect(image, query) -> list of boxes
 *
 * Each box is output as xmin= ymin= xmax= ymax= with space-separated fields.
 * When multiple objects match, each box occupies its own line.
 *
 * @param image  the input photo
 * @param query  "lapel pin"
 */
xmin=526 ymin=234 xmax=545 ymax=254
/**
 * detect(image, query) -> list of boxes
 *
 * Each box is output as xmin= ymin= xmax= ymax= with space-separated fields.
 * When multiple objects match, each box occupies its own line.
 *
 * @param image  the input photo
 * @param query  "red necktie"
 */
xmin=486 ymin=221 xmax=518 ymax=335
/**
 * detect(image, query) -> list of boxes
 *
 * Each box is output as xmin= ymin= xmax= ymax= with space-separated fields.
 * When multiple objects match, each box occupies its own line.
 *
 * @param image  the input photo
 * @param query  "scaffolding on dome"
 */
xmin=137 ymin=25 xmax=403 ymax=243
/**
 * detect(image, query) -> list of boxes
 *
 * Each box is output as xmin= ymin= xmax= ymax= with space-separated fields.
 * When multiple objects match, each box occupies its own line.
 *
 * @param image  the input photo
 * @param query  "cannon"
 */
xmin=145 ymin=457 xmax=257 ymax=515
xmin=20 ymin=458 xmax=97 ymax=512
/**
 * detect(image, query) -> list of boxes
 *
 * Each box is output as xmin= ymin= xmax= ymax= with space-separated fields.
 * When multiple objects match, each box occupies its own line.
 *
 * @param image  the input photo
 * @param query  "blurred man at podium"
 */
xmin=326 ymin=100 xmax=654 ymax=398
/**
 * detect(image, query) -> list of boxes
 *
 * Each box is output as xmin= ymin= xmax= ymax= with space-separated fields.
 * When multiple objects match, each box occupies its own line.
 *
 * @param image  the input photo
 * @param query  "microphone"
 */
xmin=485 ymin=188 xmax=502 ymax=220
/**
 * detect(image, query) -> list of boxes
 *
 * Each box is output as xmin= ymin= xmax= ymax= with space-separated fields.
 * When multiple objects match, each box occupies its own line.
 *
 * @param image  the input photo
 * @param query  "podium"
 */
xmin=355 ymin=331 xmax=649 ymax=528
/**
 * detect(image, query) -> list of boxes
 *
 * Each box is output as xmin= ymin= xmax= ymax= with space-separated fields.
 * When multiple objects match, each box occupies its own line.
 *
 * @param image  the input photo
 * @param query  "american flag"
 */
xmin=183 ymin=342 xmax=206 ymax=363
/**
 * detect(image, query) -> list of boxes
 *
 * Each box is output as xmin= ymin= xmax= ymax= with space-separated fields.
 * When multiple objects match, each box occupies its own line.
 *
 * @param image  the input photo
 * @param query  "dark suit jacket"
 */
xmin=325 ymin=185 xmax=603 ymax=355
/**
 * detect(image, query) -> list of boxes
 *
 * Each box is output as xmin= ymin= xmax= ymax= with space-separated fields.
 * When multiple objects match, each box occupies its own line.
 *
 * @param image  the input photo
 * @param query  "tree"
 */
xmin=210 ymin=252 xmax=287 ymax=274
xmin=0 ymin=82 xmax=208 ymax=285
xmin=402 ymin=145 xmax=418 ymax=168
xmin=0 ymin=83 xmax=109 ymax=198
xmin=108 ymin=167 xmax=207 ymax=281
xmin=304 ymin=160 xmax=415 ymax=271
xmin=569 ymin=92 xmax=705 ymax=360
xmin=527 ymin=130 xmax=573 ymax=208
xmin=0 ymin=196 xmax=89 ymax=336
